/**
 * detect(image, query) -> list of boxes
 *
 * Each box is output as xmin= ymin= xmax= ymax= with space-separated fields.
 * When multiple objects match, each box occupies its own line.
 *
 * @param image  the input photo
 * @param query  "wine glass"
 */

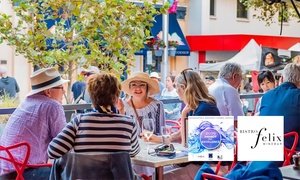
xmin=142 ymin=118 xmax=154 ymax=158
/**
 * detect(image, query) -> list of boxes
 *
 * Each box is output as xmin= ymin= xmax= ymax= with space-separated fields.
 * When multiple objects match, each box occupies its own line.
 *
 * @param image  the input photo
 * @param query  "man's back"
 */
xmin=0 ymin=94 xmax=66 ymax=175
xmin=209 ymin=78 xmax=244 ymax=120
xmin=260 ymin=82 xmax=300 ymax=150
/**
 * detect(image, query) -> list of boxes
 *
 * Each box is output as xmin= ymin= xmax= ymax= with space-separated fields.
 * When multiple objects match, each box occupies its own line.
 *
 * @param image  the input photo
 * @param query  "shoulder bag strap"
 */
xmin=130 ymin=98 xmax=142 ymax=128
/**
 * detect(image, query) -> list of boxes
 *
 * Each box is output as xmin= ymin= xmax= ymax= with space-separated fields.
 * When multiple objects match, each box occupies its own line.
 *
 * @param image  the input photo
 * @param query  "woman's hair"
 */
xmin=87 ymin=73 xmax=121 ymax=107
xmin=167 ymin=75 xmax=176 ymax=88
xmin=176 ymin=70 xmax=217 ymax=110
xmin=257 ymin=70 xmax=275 ymax=85
xmin=282 ymin=63 xmax=300 ymax=85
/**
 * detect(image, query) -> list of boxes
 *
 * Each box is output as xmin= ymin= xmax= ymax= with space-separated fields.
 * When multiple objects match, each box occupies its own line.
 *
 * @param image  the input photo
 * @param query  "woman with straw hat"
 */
xmin=120 ymin=71 xmax=166 ymax=177
xmin=120 ymin=71 xmax=166 ymax=135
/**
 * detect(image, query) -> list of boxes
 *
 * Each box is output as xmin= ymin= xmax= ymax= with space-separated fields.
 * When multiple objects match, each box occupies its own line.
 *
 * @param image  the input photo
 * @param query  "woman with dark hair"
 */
xmin=254 ymin=70 xmax=275 ymax=115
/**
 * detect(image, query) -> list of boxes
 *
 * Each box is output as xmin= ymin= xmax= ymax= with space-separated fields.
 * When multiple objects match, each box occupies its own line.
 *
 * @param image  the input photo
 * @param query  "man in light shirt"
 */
xmin=0 ymin=67 xmax=68 ymax=180
xmin=208 ymin=62 xmax=244 ymax=127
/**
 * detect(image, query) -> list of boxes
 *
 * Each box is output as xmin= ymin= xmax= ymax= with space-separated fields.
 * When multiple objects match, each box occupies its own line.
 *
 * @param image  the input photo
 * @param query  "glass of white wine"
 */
xmin=142 ymin=118 xmax=154 ymax=158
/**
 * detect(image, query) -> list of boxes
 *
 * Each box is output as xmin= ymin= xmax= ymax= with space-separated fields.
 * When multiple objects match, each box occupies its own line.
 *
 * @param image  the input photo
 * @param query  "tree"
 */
xmin=0 ymin=0 xmax=169 ymax=103
xmin=244 ymin=0 xmax=300 ymax=25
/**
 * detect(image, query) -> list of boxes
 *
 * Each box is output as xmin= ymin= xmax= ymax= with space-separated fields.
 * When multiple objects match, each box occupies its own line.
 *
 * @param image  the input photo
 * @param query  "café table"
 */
xmin=131 ymin=140 xmax=188 ymax=180
xmin=280 ymin=165 xmax=300 ymax=180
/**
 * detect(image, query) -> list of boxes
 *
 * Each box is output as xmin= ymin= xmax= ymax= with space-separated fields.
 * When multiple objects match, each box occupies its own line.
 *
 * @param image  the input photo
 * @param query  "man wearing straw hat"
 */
xmin=0 ymin=67 xmax=69 ymax=180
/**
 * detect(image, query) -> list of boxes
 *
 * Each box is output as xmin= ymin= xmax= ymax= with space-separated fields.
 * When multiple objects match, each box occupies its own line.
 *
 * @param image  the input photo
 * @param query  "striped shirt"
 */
xmin=47 ymin=112 xmax=140 ymax=159
xmin=123 ymin=98 xmax=166 ymax=135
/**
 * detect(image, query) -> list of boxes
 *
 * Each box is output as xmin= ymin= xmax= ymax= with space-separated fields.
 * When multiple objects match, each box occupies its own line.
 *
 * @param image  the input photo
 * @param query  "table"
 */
xmin=131 ymin=140 xmax=188 ymax=180
xmin=280 ymin=165 xmax=300 ymax=180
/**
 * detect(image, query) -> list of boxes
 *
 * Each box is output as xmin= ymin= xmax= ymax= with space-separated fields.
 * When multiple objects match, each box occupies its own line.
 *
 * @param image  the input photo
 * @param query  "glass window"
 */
xmin=237 ymin=0 xmax=248 ymax=19
xmin=210 ymin=0 xmax=215 ymax=16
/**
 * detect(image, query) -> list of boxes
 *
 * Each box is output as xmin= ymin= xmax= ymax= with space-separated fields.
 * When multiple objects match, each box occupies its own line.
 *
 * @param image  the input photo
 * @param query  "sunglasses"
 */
xmin=129 ymin=82 xmax=147 ymax=88
xmin=180 ymin=68 xmax=193 ymax=83
xmin=51 ymin=86 xmax=64 ymax=90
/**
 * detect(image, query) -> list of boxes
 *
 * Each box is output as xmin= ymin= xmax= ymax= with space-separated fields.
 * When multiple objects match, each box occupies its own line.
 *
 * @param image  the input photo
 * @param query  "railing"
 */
xmin=0 ymin=93 xmax=264 ymax=115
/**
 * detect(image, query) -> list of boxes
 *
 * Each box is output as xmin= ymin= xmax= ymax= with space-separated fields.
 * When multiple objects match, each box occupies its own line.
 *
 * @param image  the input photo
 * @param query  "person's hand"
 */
xmin=115 ymin=98 xmax=124 ymax=114
xmin=164 ymin=109 xmax=171 ymax=114
xmin=140 ymin=133 xmax=162 ymax=143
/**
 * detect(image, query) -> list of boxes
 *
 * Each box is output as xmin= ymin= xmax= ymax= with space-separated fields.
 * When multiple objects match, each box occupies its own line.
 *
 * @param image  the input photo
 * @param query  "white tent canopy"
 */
xmin=288 ymin=42 xmax=300 ymax=52
xmin=199 ymin=39 xmax=261 ymax=71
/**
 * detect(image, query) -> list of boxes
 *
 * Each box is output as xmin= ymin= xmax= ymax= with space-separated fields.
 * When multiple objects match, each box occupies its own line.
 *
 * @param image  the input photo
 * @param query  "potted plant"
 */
xmin=168 ymin=40 xmax=179 ymax=56
xmin=151 ymin=38 xmax=166 ymax=56
xmin=0 ymin=93 xmax=20 ymax=136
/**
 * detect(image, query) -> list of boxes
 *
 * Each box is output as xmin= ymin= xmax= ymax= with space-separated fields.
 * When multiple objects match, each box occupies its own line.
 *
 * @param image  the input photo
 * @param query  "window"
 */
xmin=237 ymin=0 xmax=248 ymax=19
xmin=210 ymin=0 xmax=215 ymax=16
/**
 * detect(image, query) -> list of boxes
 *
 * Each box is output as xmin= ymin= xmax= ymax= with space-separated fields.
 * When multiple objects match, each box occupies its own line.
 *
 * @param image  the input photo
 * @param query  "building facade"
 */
xmin=1 ymin=0 xmax=300 ymax=101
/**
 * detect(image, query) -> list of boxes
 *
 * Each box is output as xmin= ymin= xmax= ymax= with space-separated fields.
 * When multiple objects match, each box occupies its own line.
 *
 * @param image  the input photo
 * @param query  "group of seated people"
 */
xmin=0 ymin=61 xmax=300 ymax=179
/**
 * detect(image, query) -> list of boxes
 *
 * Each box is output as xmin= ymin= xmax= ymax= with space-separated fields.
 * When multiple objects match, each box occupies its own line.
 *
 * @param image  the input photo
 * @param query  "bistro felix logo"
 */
xmin=238 ymin=116 xmax=284 ymax=161
xmin=243 ymin=127 xmax=282 ymax=149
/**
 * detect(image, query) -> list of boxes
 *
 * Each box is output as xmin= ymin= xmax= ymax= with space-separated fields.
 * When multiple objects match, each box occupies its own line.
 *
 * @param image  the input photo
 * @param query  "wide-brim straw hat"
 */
xmin=121 ymin=72 xmax=160 ymax=96
xmin=27 ymin=67 xmax=69 ymax=96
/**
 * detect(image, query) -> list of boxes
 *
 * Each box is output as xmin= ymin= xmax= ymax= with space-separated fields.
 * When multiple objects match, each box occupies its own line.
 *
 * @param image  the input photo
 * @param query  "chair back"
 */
xmin=0 ymin=142 xmax=31 ymax=180
xmin=50 ymin=151 xmax=134 ymax=180
xmin=283 ymin=131 xmax=299 ymax=166
xmin=202 ymin=173 xmax=228 ymax=180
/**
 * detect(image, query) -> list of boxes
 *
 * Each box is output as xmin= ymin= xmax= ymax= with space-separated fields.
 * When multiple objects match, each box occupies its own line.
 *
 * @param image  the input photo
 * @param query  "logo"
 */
xmin=238 ymin=116 xmax=284 ymax=161
xmin=217 ymin=155 xmax=223 ymax=160
xmin=208 ymin=153 xmax=213 ymax=159
xmin=250 ymin=127 xmax=282 ymax=149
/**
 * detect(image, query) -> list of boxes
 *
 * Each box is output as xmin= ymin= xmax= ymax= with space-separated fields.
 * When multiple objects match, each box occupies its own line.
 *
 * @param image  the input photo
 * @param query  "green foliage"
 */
xmin=0 ymin=0 xmax=169 ymax=103
xmin=0 ymin=92 xmax=19 ymax=108
xmin=0 ymin=0 xmax=169 ymax=74
xmin=245 ymin=0 xmax=300 ymax=25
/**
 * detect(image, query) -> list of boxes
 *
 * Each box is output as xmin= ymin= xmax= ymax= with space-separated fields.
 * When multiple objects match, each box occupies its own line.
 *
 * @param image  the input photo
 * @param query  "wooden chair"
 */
xmin=283 ymin=131 xmax=299 ymax=166
xmin=0 ymin=142 xmax=52 ymax=180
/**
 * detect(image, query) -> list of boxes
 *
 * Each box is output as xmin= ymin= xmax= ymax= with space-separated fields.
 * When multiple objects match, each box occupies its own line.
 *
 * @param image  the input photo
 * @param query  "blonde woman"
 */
xmin=143 ymin=69 xmax=220 ymax=144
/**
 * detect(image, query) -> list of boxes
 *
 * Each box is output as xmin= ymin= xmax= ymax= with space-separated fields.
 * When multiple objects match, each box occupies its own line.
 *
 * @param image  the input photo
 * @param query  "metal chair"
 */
xmin=165 ymin=119 xmax=181 ymax=134
xmin=50 ymin=151 xmax=135 ymax=180
xmin=202 ymin=173 xmax=228 ymax=180
xmin=0 ymin=142 xmax=52 ymax=180
xmin=283 ymin=131 xmax=299 ymax=166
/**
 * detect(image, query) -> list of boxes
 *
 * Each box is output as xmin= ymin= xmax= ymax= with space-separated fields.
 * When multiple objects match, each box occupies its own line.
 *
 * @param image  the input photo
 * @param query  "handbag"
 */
xmin=130 ymin=98 xmax=142 ymax=128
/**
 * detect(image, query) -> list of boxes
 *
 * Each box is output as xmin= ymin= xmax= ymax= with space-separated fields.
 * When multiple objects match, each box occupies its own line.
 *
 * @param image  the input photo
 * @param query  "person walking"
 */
xmin=0 ymin=65 xmax=20 ymax=99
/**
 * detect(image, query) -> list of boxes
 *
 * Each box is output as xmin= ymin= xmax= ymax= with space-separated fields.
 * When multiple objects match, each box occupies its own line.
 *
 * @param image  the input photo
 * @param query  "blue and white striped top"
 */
xmin=47 ymin=112 xmax=140 ymax=159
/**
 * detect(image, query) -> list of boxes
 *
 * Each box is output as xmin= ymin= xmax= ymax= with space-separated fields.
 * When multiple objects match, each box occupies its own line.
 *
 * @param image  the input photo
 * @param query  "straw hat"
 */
xmin=121 ymin=72 xmax=160 ymax=96
xmin=27 ymin=67 xmax=69 ymax=96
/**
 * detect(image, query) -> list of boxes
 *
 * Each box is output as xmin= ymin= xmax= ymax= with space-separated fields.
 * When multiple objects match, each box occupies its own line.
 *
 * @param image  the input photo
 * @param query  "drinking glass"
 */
xmin=142 ymin=118 xmax=154 ymax=159
xmin=161 ymin=126 xmax=171 ymax=145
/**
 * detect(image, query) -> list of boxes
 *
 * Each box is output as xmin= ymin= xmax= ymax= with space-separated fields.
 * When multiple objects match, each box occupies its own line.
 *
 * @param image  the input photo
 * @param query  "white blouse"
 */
xmin=123 ymin=98 xmax=166 ymax=135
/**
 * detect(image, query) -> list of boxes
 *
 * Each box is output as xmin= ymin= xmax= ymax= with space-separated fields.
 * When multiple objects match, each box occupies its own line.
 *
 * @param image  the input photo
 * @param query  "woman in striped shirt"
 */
xmin=47 ymin=73 xmax=140 ymax=159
